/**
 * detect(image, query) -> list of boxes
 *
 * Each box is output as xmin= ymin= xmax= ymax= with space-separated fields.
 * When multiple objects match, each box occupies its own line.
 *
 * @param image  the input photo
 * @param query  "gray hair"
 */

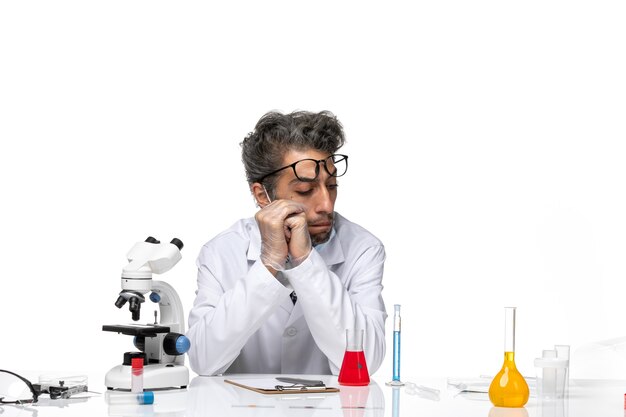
xmin=240 ymin=110 xmax=346 ymax=197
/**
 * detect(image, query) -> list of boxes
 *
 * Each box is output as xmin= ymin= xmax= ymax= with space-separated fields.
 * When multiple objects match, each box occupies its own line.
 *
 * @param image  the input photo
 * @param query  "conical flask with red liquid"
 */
xmin=338 ymin=328 xmax=370 ymax=386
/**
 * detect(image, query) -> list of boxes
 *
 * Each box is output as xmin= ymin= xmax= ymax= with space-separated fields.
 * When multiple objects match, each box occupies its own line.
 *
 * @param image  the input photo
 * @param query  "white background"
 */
xmin=1 ymin=1 xmax=625 ymax=382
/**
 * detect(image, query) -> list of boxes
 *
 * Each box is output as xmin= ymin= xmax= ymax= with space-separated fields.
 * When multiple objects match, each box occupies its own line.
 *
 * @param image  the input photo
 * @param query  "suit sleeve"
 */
xmin=186 ymin=243 xmax=292 ymax=376
xmin=284 ymin=245 xmax=387 ymax=375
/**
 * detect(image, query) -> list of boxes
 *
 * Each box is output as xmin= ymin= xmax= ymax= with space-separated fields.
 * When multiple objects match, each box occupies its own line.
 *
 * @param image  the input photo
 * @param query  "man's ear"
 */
xmin=251 ymin=182 xmax=271 ymax=208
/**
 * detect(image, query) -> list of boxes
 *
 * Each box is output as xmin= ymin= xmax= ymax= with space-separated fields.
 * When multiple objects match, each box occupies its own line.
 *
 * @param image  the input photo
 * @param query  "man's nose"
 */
xmin=315 ymin=185 xmax=334 ymax=214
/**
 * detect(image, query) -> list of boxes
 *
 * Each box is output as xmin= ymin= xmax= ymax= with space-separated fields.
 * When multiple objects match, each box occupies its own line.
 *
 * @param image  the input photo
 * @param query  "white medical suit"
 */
xmin=187 ymin=212 xmax=386 ymax=376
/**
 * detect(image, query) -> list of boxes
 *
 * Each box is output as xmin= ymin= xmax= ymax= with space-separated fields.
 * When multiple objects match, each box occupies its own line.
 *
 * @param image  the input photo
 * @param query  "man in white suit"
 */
xmin=188 ymin=110 xmax=387 ymax=375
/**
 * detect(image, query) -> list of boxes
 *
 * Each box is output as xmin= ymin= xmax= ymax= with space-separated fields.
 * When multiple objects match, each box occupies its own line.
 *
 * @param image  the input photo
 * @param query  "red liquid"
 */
xmin=338 ymin=350 xmax=370 ymax=386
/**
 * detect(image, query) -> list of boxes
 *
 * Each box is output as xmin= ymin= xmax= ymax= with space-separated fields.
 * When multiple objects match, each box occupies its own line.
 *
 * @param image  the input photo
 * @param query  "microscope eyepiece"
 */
xmin=170 ymin=238 xmax=184 ymax=250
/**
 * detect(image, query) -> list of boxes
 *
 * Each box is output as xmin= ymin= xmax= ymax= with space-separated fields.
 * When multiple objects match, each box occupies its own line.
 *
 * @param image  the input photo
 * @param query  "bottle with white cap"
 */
xmin=534 ymin=347 xmax=569 ymax=399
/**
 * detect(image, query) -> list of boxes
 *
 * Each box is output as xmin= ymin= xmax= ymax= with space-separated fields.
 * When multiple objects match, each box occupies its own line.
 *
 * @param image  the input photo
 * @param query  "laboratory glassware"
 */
xmin=386 ymin=304 xmax=405 ymax=386
xmin=131 ymin=358 xmax=144 ymax=393
xmin=554 ymin=344 xmax=570 ymax=394
xmin=338 ymin=328 xmax=370 ymax=386
xmin=534 ymin=349 xmax=568 ymax=399
xmin=488 ymin=307 xmax=529 ymax=407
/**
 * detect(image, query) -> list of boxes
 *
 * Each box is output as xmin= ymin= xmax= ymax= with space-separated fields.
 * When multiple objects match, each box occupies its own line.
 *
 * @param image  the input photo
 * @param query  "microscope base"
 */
xmin=105 ymin=363 xmax=189 ymax=390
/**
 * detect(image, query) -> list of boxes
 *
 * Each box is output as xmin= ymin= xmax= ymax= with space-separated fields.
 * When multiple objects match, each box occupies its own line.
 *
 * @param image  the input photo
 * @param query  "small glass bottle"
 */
xmin=488 ymin=307 xmax=529 ymax=407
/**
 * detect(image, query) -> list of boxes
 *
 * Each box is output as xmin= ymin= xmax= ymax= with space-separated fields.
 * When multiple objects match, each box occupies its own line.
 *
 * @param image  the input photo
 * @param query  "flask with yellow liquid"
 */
xmin=489 ymin=307 xmax=529 ymax=407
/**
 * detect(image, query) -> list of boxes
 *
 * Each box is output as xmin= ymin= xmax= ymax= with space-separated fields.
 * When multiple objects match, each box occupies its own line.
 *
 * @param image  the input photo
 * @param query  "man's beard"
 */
xmin=309 ymin=214 xmax=334 ymax=246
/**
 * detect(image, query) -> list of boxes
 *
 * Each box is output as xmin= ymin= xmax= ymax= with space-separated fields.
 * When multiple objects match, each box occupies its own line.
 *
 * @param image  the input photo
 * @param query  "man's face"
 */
xmin=272 ymin=148 xmax=338 ymax=245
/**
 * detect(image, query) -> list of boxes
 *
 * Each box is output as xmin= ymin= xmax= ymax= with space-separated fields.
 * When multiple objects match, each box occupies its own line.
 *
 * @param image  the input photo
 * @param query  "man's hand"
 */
xmin=255 ymin=200 xmax=312 ymax=275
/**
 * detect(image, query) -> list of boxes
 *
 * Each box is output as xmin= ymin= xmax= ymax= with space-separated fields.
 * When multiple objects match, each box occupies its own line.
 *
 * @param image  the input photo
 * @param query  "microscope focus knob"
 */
xmin=163 ymin=333 xmax=190 ymax=356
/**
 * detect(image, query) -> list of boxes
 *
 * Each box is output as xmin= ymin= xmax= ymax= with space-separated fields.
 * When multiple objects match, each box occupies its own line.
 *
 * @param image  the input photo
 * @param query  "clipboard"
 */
xmin=224 ymin=377 xmax=340 ymax=394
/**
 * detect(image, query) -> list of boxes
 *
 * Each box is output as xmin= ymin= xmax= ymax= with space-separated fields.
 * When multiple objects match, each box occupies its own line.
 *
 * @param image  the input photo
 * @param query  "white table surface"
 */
xmin=1 ymin=373 xmax=624 ymax=417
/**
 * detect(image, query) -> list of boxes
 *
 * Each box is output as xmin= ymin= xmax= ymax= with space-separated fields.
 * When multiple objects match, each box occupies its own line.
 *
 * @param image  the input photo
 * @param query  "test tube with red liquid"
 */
xmin=338 ymin=328 xmax=370 ymax=386
xmin=131 ymin=358 xmax=144 ymax=393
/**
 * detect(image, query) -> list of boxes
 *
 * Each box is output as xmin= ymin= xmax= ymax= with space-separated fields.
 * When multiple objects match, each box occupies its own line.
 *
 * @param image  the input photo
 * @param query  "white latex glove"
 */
xmin=255 ymin=199 xmax=312 ymax=274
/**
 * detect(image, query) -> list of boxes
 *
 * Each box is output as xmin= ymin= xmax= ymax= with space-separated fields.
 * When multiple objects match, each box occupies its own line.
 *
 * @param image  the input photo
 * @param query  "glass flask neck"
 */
xmin=345 ymin=329 xmax=364 ymax=351
xmin=504 ymin=307 xmax=516 ymax=353
xmin=503 ymin=351 xmax=517 ymax=367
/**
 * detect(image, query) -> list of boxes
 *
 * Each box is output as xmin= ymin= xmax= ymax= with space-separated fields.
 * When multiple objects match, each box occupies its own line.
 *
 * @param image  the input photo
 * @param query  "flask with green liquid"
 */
xmin=489 ymin=307 xmax=529 ymax=407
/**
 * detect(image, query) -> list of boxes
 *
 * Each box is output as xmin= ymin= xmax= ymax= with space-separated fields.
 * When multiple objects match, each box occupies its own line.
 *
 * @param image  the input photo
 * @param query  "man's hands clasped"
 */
xmin=255 ymin=200 xmax=312 ymax=275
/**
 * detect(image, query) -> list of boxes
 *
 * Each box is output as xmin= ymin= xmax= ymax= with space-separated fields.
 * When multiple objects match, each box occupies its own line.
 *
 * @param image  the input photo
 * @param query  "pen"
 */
xmin=275 ymin=377 xmax=325 ymax=387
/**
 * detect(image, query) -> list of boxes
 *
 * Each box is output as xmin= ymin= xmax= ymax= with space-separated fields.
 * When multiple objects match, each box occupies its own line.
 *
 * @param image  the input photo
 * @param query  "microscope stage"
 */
xmin=102 ymin=324 xmax=171 ymax=337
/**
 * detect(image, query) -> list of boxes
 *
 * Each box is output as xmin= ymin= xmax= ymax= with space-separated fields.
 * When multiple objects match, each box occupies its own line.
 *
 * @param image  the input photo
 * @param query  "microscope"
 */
xmin=103 ymin=236 xmax=190 ymax=390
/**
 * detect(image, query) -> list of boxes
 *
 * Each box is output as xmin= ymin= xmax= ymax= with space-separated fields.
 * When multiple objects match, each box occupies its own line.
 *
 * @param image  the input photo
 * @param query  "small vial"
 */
xmin=131 ymin=358 xmax=144 ymax=393
xmin=107 ymin=391 xmax=154 ymax=405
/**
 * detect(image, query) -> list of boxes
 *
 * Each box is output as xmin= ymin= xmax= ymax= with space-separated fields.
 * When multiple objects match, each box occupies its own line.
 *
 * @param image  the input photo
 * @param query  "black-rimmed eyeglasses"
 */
xmin=257 ymin=154 xmax=348 ymax=183
xmin=0 ymin=370 xmax=39 ymax=404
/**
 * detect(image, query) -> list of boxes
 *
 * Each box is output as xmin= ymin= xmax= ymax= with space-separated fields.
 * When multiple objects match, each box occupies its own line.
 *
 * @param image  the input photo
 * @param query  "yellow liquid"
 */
xmin=489 ymin=352 xmax=529 ymax=407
